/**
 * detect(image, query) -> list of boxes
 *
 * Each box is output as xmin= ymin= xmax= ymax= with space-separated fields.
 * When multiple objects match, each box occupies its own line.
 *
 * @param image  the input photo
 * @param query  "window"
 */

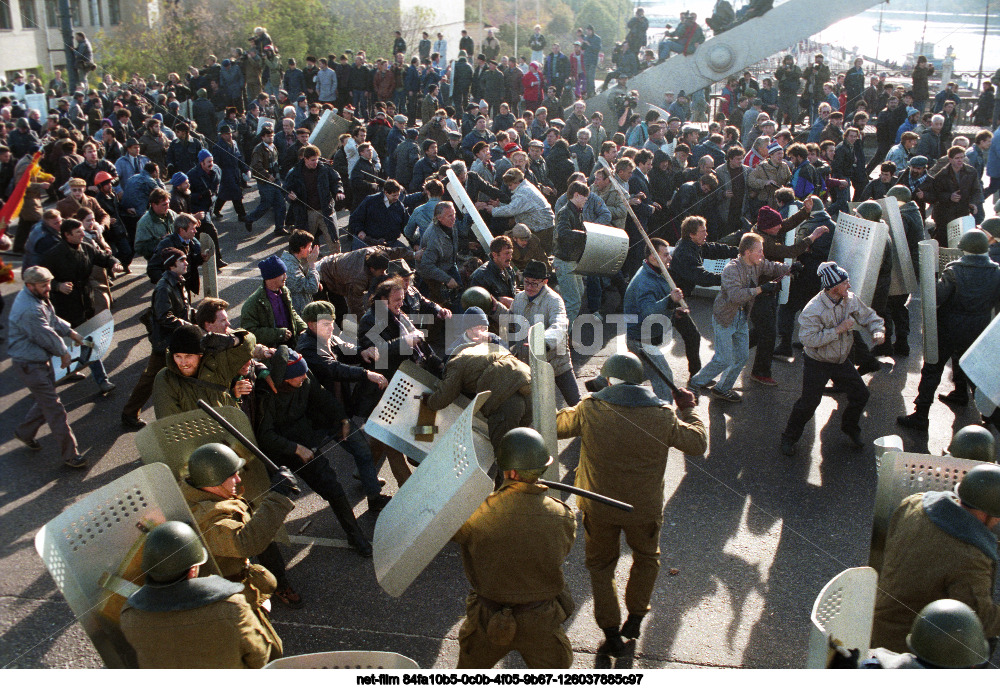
xmin=108 ymin=0 xmax=118 ymax=25
xmin=22 ymin=0 xmax=39 ymax=28
xmin=0 ymin=1 xmax=12 ymax=30
xmin=87 ymin=0 xmax=99 ymax=25
xmin=69 ymin=0 xmax=81 ymax=26
xmin=45 ymin=0 xmax=57 ymax=27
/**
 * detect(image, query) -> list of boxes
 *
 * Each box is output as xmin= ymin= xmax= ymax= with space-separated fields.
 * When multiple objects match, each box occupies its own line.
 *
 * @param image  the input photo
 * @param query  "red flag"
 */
xmin=0 ymin=152 xmax=44 ymax=238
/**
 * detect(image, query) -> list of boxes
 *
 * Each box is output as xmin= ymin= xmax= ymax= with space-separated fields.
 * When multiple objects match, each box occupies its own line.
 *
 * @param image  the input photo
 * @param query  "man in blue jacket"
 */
xmin=348 ymin=179 xmax=408 ymax=250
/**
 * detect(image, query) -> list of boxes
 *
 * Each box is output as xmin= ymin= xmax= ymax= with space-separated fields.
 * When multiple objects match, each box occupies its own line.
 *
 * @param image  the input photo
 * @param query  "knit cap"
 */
xmin=757 ymin=206 xmax=782 ymax=232
xmin=284 ymin=350 xmax=308 ymax=378
xmin=818 ymin=261 xmax=849 ymax=290
xmin=258 ymin=255 xmax=287 ymax=281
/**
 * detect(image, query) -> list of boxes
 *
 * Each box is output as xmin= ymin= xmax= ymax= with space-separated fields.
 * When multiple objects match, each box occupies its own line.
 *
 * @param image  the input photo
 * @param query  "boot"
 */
xmin=620 ymin=613 xmax=645 ymax=640
xmin=598 ymin=627 xmax=628 ymax=657
xmin=938 ymin=390 xmax=969 ymax=408
xmin=327 ymin=491 xmax=373 ymax=557
xmin=896 ymin=409 xmax=929 ymax=431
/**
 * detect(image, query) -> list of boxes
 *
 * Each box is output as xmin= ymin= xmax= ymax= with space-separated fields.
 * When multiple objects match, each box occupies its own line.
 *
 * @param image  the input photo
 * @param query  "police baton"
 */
xmin=196 ymin=400 xmax=300 ymax=494
xmin=537 ymin=479 xmax=633 ymax=512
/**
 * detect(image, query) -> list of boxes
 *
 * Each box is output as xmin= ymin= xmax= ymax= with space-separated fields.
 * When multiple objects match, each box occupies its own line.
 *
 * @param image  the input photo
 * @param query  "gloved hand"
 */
xmin=789 ymin=261 xmax=804 ymax=276
xmin=759 ymin=281 xmax=780 ymax=295
xmin=269 ymin=466 xmax=300 ymax=497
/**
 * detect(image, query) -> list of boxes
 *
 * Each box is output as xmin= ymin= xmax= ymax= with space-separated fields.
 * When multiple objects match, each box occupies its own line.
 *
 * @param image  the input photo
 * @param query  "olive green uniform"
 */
xmin=557 ymin=384 xmax=707 ymax=630
xmin=120 ymin=575 xmax=282 ymax=668
xmin=180 ymin=479 xmax=293 ymax=611
xmin=425 ymin=341 xmax=532 ymax=450
xmin=453 ymin=480 xmax=577 ymax=669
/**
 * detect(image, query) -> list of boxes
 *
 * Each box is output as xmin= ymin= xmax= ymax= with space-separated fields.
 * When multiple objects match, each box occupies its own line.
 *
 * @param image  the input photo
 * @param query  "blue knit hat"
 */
xmin=197 ymin=149 xmax=213 ymax=163
xmin=170 ymin=172 xmax=188 ymax=187
xmin=463 ymin=306 xmax=489 ymax=329
xmin=258 ymin=255 xmax=287 ymax=281
xmin=818 ymin=261 xmax=849 ymax=290
xmin=285 ymin=349 xmax=308 ymax=379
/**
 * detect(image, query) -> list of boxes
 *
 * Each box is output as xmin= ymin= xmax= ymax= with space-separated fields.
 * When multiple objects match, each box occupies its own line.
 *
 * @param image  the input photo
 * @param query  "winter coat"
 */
xmin=871 ymin=492 xmax=1000 ymax=652
xmin=39 ymin=240 xmax=117 ymax=327
xmin=211 ymin=137 xmax=247 ymax=202
xmin=239 ymin=284 xmax=306 ymax=347
xmin=798 ymin=288 xmax=884 ymax=364
xmin=283 ymin=159 xmax=342 ymax=227
xmin=509 ymin=284 xmax=571 ymax=375
xmin=152 ymin=332 xmax=252 ymax=418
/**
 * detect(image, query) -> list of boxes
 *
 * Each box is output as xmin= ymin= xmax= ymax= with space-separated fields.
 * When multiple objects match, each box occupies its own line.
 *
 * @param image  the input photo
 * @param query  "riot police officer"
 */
xmin=180 ymin=443 xmax=301 ymax=607
xmin=120 ymin=521 xmax=283 ymax=667
xmin=862 ymin=599 xmax=989 ymax=668
xmin=452 ymin=428 xmax=576 ymax=669
xmin=557 ymin=353 xmax=707 ymax=656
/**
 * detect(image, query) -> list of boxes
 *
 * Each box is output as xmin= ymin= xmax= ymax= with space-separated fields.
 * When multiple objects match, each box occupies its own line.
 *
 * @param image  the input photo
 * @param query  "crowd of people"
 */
xmin=2 ymin=15 xmax=1000 ymax=671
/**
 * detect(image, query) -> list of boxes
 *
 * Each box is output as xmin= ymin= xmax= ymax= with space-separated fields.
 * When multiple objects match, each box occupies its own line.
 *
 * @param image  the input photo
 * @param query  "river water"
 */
xmin=640 ymin=1 xmax=999 ymax=75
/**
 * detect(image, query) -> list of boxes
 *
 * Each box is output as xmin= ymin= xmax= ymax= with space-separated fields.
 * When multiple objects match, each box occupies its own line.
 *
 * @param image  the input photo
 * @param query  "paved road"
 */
xmin=0 ymin=196 xmax=992 ymax=669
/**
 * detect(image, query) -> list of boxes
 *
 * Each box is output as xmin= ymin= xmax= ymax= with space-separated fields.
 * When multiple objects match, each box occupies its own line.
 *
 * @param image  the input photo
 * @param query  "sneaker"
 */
xmin=14 ymin=431 xmax=41 ymax=451
xmin=121 ymin=414 xmax=147 ymax=430
xmin=689 ymin=379 xmax=714 ymax=392
xmin=750 ymin=374 xmax=778 ymax=386
xmin=65 ymin=453 xmax=88 ymax=469
xmin=98 ymin=380 xmax=117 ymax=394
xmin=780 ymin=439 xmax=796 ymax=456
xmin=711 ymin=388 xmax=742 ymax=403
xmin=896 ymin=413 xmax=929 ymax=431
xmin=367 ymin=493 xmax=392 ymax=513
xmin=772 ymin=349 xmax=794 ymax=362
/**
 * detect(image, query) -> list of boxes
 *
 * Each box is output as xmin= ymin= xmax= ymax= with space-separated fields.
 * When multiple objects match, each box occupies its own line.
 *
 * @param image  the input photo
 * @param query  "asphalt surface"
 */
xmin=0 ymin=194 xmax=995 ymax=670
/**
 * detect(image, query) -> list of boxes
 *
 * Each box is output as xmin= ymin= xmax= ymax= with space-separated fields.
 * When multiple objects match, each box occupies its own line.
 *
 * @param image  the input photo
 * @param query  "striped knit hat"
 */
xmin=818 ymin=261 xmax=849 ymax=290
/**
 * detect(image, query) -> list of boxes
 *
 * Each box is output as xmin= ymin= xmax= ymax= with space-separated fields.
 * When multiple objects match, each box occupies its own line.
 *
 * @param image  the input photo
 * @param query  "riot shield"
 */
xmin=372 ymin=392 xmax=495 ymax=597
xmin=34 ymin=463 xmax=219 ymax=668
xmin=308 ymin=110 xmax=351 ymax=159
xmin=877 ymin=198 xmax=918 ymax=296
xmin=959 ymin=313 xmax=1000 ymax=408
xmin=528 ymin=323 xmax=559 ymax=482
xmin=946 ymin=215 xmax=975 ymax=248
xmin=918 ymin=240 xmax=939 ymax=365
xmin=200 ymin=232 xmax=218 ymax=298
xmin=828 ymin=213 xmax=889 ymax=306
xmin=364 ymin=359 xmax=489 ymax=463
xmin=445 ymin=169 xmax=494 ymax=253
xmin=51 ymin=309 xmax=115 ymax=383
xmin=574 ymin=222 xmax=629 ymax=276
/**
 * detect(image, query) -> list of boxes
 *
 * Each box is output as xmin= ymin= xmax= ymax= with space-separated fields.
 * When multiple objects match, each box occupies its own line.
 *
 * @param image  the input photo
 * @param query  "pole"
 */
xmin=479 ymin=0 xmax=484 ymax=52
xmin=919 ymin=0 xmax=929 ymax=56
xmin=514 ymin=0 xmax=519 ymax=58
xmin=977 ymin=0 xmax=989 ymax=90
xmin=58 ymin=0 xmax=78 ymax=93
xmin=874 ymin=5 xmax=883 ymax=67
xmin=597 ymin=157 xmax=689 ymax=310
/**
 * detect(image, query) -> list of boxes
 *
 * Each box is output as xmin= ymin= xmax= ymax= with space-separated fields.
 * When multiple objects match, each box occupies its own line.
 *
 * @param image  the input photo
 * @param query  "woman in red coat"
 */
xmin=522 ymin=62 xmax=544 ymax=116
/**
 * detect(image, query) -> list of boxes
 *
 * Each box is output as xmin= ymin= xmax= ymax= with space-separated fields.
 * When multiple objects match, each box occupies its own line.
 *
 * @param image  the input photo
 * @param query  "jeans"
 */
xmin=88 ymin=358 xmax=109 ymax=384
xmin=660 ymin=40 xmax=686 ymax=58
xmin=394 ymin=88 xmax=408 ymax=114
xmin=584 ymin=62 xmax=597 ymax=97
xmin=689 ymin=311 xmax=749 ymax=394
xmin=352 ymin=89 xmax=368 ymax=119
xmin=553 ymin=257 xmax=583 ymax=324
xmin=626 ymin=338 xmax=675 ymax=403
xmin=246 ymin=181 xmax=286 ymax=231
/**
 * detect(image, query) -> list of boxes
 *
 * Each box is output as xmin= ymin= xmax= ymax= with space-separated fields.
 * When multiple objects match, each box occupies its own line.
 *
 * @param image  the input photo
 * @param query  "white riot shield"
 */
xmin=373 ymin=392 xmax=495 ymax=597
xmin=693 ymin=257 xmax=728 ymax=297
xmin=199 ymin=232 xmax=218 ymax=298
xmin=256 ymin=116 xmax=275 ymax=135
xmin=34 ymin=463 xmax=219 ymax=668
xmin=779 ymin=218 xmax=797 ymax=305
xmin=946 ymin=215 xmax=976 ymax=248
xmin=528 ymin=323 xmax=559 ymax=482
xmin=308 ymin=110 xmax=351 ymax=159
xmin=365 ymin=359 xmax=489 ymax=463
xmin=959 ymin=313 xmax=1000 ymax=408
xmin=574 ymin=222 xmax=629 ymax=276
xmin=51 ymin=309 xmax=115 ymax=382
xmin=828 ymin=214 xmax=888 ymax=306
xmin=918 ymin=240 xmax=939 ymax=365
xmin=877 ymin=199 xmax=919 ymax=296
xmin=445 ymin=169 xmax=494 ymax=253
